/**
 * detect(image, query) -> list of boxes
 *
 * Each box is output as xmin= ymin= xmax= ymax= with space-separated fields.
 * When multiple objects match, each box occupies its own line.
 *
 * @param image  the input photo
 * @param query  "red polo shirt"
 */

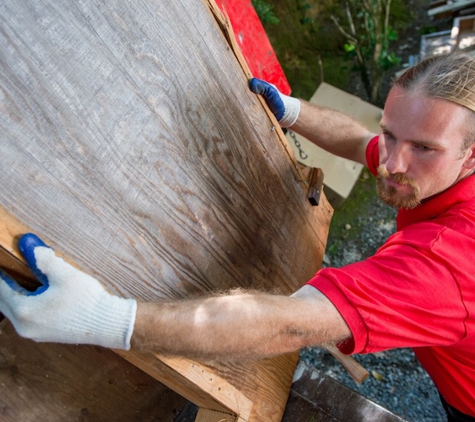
xmin=307 ymin=136 xmax=475 ymax=415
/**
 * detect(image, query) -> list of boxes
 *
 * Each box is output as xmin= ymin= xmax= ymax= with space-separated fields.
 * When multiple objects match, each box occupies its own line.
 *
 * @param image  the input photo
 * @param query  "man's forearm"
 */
xmin=291 ymin=100 xmax=376 ymax=165
xmin=131 ymin=287 xmax=351 ymax=360
xmin=2 ymin=235 xmax=351 ymax=356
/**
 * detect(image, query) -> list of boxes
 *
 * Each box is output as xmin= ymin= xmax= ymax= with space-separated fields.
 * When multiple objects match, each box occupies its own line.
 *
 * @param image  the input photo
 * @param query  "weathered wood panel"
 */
xmin=0 ymin=0 xmax=330 ymax=300
xmin=0 ymin=320 xmax=190 ymax=421
xmin=0 ymin=0 xmax=333 ymax=420
xmin=0 ymin=202 xmax=310 ymax=421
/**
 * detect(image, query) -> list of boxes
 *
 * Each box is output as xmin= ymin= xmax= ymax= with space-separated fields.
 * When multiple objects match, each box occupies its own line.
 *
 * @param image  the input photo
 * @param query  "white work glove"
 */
xmin=249 ymin=77 xmax=301 ymax=127
xmin=0 ymin=233 xmax=137 ymax=350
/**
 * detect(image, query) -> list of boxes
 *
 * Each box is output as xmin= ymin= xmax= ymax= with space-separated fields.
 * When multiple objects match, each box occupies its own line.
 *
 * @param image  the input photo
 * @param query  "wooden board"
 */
xmin=0 ymin=0 xmax=330 ymax=300
xmin=0 ymin=0 xmax=333 ymax=420
xmin=0 ymin=199 xmax=309 ymax=422
xmin=0 ymin=320 xmax=190 ymax=421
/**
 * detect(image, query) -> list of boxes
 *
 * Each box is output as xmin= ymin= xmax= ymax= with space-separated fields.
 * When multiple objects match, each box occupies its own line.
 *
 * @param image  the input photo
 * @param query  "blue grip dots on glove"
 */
xmin=249 ymin=78 xmax=301 ymax=128
xmin=17 ymin=233 xmax=51 ymax=294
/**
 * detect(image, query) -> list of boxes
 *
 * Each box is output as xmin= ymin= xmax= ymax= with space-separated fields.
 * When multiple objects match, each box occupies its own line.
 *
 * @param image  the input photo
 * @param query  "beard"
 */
xmin=376 ymin=165 xmax=422 ymax=209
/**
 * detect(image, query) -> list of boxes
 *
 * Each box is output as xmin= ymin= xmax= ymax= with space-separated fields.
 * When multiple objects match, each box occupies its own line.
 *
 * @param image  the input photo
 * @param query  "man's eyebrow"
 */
xmin=379 ymin=124 xmax=440 ymax=147
xmin=379 ymin=124 xmax=393 ymax=135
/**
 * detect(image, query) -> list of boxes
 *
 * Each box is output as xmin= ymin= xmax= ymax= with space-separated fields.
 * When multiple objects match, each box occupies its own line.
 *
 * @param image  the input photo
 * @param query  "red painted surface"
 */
xmin=215 ymin=0 xmax=291 ymax=95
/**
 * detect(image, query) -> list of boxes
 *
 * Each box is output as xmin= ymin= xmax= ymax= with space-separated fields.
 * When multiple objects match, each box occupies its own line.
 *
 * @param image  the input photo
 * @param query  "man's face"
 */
xmin=377 ymin=86 xmax=475 ymax=209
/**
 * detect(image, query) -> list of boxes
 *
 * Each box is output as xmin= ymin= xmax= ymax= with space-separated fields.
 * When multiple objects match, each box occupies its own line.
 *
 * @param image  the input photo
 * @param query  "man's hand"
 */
xmin=249 ymin=78 xmax=301 ymax=128
xmin=0 ymin=233 xmax=136 ymax=349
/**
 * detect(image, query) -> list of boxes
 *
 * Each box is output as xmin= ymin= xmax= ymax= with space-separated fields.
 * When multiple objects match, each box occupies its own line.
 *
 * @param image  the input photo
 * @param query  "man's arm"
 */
xmin=0 ymin=234 xmax=351 ymax=360
xmin=249 ymin=78 xmax=376 ymax=166
xmin=132 ymin=285 xmax=350 ymax=360
xmin=292 ymin=101 xmax=375 ymax=165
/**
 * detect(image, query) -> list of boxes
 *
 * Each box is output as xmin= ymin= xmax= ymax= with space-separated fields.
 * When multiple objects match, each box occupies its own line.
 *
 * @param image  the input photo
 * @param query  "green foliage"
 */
xmin=389 ymin=0 xmax=416 ymax=26
xmin=252 ymin=0 xmax=280 ymax=25
xmin=321 ymin=55 xmax=351 ymax=93
xmin=258 ymin=0 xmax=417 ymax=101
xmin=420 ymin=24 xmax=437 ymax=35
xmin=380 ymin=51 xmax=402 ymax=70
xmin=259 ymin=0 xmax=349 ymax=98
xmin=387 ymin=27 xmax=398 ymax=41
xmin=297 ymin=0 xmax=314 ymax=24
xmin=344 ymin=43 xmax=356 ymax=53
xmin=329 ymin=0 xmax=407 ymax=104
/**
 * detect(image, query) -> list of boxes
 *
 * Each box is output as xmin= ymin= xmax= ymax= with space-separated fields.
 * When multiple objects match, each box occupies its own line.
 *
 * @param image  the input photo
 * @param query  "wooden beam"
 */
xmin=116 ymin=350 xmax=253 ymax=419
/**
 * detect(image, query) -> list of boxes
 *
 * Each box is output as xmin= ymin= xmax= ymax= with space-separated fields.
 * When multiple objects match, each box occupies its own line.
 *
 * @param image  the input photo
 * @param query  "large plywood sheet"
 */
xmin=0 ymin=0 xmax=333 ymax=420
xmin=0 ymin=0 xmax=330 ymax=299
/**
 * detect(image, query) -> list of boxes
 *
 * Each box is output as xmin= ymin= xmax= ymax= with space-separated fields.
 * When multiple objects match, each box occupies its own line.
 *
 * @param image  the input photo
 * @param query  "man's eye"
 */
xmin=415 ymin=144 xmax=433 ymax=152
xmin=383 ymin=131 xmax=395 ymax=141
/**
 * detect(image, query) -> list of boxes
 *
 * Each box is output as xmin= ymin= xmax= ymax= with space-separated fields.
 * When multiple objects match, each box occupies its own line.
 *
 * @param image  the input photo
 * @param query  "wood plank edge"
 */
xmin=117 ymin=350 xmax=252 ymax=420
xmin=204 ymin=0 xmax=308 ymax=188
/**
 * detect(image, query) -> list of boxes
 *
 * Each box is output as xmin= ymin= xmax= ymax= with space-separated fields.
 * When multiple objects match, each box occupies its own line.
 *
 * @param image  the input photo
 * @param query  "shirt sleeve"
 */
xmin=365 ymin=135 xmax=379 ymax=176
xmin=307 ymin=223 xmax=468 ymax=355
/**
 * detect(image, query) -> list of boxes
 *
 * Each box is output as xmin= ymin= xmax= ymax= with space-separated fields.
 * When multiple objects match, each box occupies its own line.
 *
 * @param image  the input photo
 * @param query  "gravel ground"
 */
xmin=298 ymin=180 xmax=447 ymax=421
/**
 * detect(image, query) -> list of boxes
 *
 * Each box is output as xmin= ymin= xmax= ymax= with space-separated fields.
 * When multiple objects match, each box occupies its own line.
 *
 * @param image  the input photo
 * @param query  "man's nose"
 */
xmin=385 ymin=144 xmax=409 ymax=174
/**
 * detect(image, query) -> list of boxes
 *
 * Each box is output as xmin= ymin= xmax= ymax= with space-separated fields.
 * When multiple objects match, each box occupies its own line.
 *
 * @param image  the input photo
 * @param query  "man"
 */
xmin=1 ymin=52 xmax=475 ymax=421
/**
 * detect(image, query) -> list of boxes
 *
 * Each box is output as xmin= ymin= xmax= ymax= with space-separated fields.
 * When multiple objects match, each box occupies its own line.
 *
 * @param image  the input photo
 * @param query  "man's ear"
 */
xmin=463 ymin=144 xmax=475 ymax=169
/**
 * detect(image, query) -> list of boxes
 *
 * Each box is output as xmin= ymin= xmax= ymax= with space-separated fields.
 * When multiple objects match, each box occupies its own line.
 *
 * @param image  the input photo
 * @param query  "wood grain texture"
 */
xmin=115 ymin=350 xmax=253 ymax=418
xmin=0 ymin=0 xmax=333 ymax=420
xmin=0 ymin=212 xmax=300 ymax=420
xmin=0 ymin=320 xmax=190 ymax=421
xmin=119 ymin=351 xmax=298 ymax=421
xmin=0 ymin=0 xmax=331 ymax=300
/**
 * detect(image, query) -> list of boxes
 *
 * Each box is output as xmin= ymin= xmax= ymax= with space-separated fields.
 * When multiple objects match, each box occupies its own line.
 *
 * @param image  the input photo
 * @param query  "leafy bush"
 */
xmin=252 ymin=0 xmax=280 ymax=25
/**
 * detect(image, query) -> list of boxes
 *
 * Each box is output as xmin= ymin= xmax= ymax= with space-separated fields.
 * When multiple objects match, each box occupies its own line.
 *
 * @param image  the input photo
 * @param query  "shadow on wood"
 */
xmin=0 ymin=320 xmax=190 ymax=421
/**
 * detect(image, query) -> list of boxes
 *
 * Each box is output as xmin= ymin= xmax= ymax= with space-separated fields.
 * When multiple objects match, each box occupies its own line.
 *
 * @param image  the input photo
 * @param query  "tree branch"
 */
xmin=330 ymin=14 xmax=357 ymax=43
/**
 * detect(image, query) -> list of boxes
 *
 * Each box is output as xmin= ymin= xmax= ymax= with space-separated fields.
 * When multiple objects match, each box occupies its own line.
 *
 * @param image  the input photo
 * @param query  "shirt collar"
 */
xmin=396 ymin=174 xmax=475 ymax=230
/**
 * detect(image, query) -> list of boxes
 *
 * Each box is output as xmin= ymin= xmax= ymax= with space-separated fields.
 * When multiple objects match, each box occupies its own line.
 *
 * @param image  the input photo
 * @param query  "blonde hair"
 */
xmin=394 ymin=52 xmax=475 ymax=151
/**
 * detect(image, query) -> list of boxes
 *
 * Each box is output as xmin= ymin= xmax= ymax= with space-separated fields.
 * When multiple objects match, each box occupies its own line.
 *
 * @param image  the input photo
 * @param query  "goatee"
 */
xmin=376 ymin=165 xmax=422 ymax=209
